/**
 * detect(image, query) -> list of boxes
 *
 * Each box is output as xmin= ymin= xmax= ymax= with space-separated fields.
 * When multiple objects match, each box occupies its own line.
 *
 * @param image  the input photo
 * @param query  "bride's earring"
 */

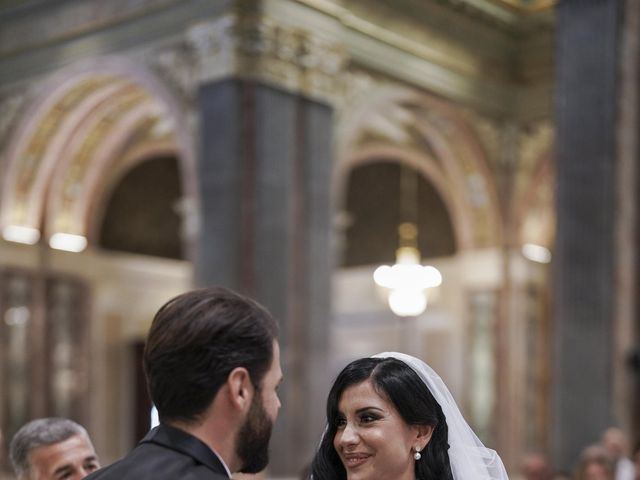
xmin=413 ymin=447 xmax=422 ymax=460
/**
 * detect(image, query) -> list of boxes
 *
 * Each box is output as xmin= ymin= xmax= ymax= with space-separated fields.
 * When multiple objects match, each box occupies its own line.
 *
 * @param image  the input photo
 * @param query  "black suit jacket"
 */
xmin=87 ymin=424 xmax=230 ymax=480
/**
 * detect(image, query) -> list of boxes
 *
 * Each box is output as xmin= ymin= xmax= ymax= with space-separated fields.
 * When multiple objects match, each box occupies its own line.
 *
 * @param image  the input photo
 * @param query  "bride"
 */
xmin=309 ymin=352 xmax=509 ymax=480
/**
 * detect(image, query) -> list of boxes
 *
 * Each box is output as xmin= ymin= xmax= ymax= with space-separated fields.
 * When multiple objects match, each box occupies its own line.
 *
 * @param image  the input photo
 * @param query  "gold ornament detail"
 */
xmin=185 ymin=13 xmax=348 ymax=102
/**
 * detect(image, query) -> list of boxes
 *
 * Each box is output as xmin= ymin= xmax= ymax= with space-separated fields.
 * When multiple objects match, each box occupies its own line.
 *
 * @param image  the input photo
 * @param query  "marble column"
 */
xmin=616 ymin=0 xmax=640 ymax=449
xmin=190 ymin=6 xmax=345 ymax=474
xmin=196 ymin=79 xmax=333 ymax=474
xmin=553 ymin=0 xmax=621 ymax=471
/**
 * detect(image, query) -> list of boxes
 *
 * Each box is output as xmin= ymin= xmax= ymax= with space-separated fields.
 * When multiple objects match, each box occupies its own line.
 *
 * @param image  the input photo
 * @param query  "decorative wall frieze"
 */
xmin=147 ymin=12 xmax=348 ymax=105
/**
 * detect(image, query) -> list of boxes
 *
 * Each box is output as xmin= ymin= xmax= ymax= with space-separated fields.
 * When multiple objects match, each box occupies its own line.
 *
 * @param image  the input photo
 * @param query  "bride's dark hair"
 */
xmin=310 ymin=357 xmax=454 ymax=480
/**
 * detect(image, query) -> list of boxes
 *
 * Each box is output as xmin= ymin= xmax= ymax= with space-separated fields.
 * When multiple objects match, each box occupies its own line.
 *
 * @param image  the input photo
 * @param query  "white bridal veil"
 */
xmin=373 ymin=352 xmax=509 ymax=480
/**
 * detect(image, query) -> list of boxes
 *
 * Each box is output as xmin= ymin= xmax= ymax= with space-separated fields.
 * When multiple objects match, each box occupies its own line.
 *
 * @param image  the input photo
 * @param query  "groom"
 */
xmin=88 ymin=287 xmax=283 ymax=479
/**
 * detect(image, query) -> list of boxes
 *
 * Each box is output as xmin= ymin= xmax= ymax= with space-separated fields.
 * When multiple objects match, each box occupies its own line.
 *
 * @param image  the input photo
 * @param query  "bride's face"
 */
xmin=333 ymin=379 xmax=430 ymax=480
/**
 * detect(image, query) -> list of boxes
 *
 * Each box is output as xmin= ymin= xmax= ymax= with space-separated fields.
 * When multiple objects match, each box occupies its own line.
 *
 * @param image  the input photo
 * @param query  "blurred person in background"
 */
xmin=9 ymin=417 xmax=99 ymax=480
xmin=601 ymin=428 xmax=635 ymax=480
xmin=573 ymin=445 xmax=615 ymax=480
xmin=521 ymin=452 xmax=553 ymax=480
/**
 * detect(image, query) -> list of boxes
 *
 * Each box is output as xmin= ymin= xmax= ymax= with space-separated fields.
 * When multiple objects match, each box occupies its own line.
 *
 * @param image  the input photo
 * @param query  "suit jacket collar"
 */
xmin=141 ymin=424 xmax=231 ymax=478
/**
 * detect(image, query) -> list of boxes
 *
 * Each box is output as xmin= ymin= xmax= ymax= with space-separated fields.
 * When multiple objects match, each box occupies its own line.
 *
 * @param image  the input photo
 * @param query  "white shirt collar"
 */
xmin=210 ymin=447 xmax=232 ymax=478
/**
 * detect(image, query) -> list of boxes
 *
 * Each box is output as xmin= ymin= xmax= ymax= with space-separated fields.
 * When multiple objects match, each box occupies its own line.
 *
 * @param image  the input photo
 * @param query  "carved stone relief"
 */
xmin=339 ymin=68 xmax=381 ymax=111
xmin=152 ymin=13 xmax=348 ymax=103
xmin=150 ymin=41 xmax=200 ymax=106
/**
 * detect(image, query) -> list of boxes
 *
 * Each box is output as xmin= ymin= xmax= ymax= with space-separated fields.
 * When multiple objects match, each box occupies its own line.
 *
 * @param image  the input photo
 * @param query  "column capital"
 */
xmin=186 ymin=11 xmax=348 ymax=103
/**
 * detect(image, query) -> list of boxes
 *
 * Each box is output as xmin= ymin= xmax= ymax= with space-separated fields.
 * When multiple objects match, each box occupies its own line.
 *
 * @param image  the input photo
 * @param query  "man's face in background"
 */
xmin=28 ymin=434 xmax=99 ymax=480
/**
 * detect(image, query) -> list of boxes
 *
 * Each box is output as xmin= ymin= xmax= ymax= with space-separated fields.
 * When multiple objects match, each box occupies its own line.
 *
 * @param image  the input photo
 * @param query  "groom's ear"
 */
xmin=415 ymin=424 xmax=435 ymax=447
xmin=227 ymin=367 xmax=254 ymax=412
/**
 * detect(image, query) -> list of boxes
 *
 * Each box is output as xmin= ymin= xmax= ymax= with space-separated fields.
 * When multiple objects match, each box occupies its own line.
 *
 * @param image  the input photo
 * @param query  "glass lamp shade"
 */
xmin=388 ymin=289 xmax=428 ymax=317
xmin=373 ymin=246 xmax=442 ymax=317
xmin=373 ymin=247 xmax=442 ymax=290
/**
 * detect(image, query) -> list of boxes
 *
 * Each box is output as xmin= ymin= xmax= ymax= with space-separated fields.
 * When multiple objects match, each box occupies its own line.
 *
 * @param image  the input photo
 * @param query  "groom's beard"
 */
xmin=237 ymin=392 xmax=273 ymax=474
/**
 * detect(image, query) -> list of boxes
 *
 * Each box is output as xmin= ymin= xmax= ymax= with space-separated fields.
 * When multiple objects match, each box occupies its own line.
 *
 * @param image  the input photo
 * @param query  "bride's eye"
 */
xmin=359 ymin=413 xmax=380 ymax=424
xmin=335 ymin=416 xmax=347 ymax=429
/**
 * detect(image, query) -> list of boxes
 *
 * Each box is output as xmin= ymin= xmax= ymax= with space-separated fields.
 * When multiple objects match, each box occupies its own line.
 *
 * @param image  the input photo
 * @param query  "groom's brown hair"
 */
xmin=144 ymin=286 xmax=278 ymax=423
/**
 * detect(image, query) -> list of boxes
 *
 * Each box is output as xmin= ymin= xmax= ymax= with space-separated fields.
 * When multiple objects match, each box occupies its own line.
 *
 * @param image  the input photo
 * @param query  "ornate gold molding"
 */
xmin=184 ymin=12 xmax=348 ymax=102
xmin=151 ymin=42 xmax=199 ymax=105
xmin=150 ymin=11 xmax=348 ymax=103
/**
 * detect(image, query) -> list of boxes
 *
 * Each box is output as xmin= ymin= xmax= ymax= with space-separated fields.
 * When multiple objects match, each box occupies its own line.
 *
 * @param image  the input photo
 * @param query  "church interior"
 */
xmin=0 ymin=0 xmax=638 ymax=478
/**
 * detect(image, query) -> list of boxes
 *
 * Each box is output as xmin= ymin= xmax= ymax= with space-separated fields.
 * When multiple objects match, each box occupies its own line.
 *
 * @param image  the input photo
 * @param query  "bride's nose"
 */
xmin=337 ymin=422 xmax=359 ymax=446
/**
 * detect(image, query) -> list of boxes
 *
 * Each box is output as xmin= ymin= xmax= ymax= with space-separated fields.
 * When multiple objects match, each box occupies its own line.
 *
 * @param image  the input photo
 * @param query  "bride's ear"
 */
xmin=414 ymin=424 xmax=435 ymax=448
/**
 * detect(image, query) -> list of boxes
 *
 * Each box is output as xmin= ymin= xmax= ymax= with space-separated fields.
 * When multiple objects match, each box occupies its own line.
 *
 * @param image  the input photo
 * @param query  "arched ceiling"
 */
xmin=2 ymin=71 xmax=178 ymax=244
xmin=336 ymin=86 xmax=503 ymax=250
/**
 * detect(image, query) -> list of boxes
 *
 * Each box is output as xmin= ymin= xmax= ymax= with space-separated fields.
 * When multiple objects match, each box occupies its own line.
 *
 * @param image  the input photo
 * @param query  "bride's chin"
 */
xmin=345 ymin=469 xmax=368 ymax=480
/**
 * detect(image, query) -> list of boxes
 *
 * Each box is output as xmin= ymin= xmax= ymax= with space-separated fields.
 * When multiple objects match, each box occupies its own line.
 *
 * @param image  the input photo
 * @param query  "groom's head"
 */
xmin=144 ymin=286 xmax=282 ymax=472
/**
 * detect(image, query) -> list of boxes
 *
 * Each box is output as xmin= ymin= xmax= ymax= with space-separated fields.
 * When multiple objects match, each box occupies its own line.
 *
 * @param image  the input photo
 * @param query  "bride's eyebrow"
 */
xmin=355 ymin=407 xmax=385 ymax=414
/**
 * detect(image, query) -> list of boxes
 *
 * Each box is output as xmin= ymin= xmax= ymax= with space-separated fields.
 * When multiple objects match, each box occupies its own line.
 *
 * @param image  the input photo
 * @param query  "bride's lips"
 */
xmin=343 ymin=453 xmax=372 ymax=468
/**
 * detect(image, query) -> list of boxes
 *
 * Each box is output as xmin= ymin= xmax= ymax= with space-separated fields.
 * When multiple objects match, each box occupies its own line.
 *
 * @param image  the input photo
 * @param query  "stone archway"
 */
xmin=1 ymin=56 xmax=195 ymax=255
xmin=335 ymin=84 xmax=502 ymax=252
